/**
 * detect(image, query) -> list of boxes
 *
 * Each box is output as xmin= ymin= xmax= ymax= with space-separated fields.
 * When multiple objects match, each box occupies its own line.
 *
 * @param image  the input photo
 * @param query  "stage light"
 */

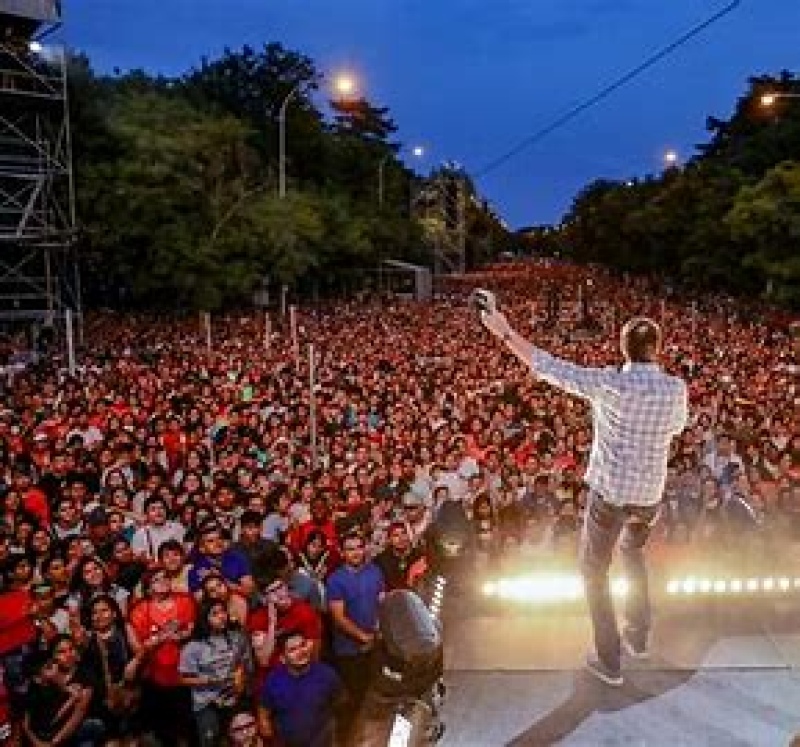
xmin=730 ymin=579 xmax=742 ymax=593
xmin=699 ymin=579 xmax=712 ymax=593
xmin=763 ymin=577 xmax=775 ymax=591
xmin=779 ymin=578 xmax=791 ymax=592
xmin=746 ymin=579 xmax=759 ymax=592
xmin=611 ymin=577 xmax=630 ymax=597
xmin=484 ymin=573 xmax=628 ymax=604
xmin=713 ymin=580 xmax=727 ymax=594
xmin=682 ymin=578 xmax=697 ymax=594
xmin=667 ymin=579 xmax=679 ymax=594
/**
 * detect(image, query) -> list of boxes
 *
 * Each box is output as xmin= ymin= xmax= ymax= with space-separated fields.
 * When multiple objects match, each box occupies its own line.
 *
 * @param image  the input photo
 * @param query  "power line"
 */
xmin=474 ymin=0 xmax=743 ymax=178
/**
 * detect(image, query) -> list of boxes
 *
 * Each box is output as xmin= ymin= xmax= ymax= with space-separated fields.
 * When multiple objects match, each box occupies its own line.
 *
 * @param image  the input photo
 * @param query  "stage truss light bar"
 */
xmin=482 ymin=573 xmax=800 ymax=604
xmin=481 ymin=572 xmax=628 ymax=604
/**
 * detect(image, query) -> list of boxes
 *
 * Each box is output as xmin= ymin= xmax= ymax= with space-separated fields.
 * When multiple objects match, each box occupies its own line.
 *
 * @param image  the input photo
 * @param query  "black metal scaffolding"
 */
xmin=0 ymin=0 xmax=79 ymax=332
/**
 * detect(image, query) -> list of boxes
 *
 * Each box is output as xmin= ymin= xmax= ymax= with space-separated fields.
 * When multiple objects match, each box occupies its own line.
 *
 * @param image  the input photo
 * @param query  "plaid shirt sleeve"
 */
xmin=531 ymin=348 xmax=613 ymax=400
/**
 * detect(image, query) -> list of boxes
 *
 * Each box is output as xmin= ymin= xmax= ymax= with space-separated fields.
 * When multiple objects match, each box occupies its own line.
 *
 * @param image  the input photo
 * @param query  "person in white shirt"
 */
xmin=483 ymin=304 xmax=687 ymax=687
xmin=703 ymin=433 xmax=745 ymax=486
xmin=130 ymin=496 xmax=186 ymax=562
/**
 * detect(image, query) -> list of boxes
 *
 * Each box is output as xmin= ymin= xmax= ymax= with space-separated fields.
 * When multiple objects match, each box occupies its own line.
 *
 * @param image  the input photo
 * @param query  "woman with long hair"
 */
xmin=68 ymin=555 xmax=129 ymax=619
xmin=179 ymin=600 xmax=252 ymax=747
xmin=79 ymin=594 xmax=143 ymax=746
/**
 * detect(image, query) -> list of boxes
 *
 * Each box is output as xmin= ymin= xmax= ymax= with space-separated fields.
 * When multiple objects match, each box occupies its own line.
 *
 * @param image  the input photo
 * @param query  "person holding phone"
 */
xmin=480 ymin=298 xmax=688 ymax=686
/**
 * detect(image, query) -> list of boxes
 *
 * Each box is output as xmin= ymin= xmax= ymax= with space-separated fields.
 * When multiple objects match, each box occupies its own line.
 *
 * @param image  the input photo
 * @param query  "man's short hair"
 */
xmin=621 ymin=317 xmax=661 ymax=363
xmin=239 ymin=509 xmax=264 ymax=528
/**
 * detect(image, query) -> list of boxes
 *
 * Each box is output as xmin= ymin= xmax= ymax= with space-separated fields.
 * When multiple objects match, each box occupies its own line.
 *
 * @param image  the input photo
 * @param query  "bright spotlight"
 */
xmin=699 ymin=579 xmax=712 ymax=594
xmin=682 ymin=578 xmax=696 ymax=594
xmin=412 ymin=145 xmax=425 ymax=158
xmin=482 ymin=582 xmax=496 ymax=596
xmin=611 ymin=577 xmax=630 ymax=597
xmin=713 ymin=580 xmax=727 ymax=594
xmin=746 ymin=579 xmax=759 ymax=592
xmin=730 ymin=579 xmax=743 ymax=593
xmin=779 ymin=578 xmax=791 ymax=592
xmin=763 ymin=577 xmax=775 ymax=591
xmin=666 ymin=579 xmax=679 ymax=594
xmin=28 ymin=41 xmax=43 ymax=54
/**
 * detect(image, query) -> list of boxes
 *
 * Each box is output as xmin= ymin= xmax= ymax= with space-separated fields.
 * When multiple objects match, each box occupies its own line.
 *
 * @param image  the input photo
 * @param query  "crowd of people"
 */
xmin=0 ymin=260 xmax=796 ymax=746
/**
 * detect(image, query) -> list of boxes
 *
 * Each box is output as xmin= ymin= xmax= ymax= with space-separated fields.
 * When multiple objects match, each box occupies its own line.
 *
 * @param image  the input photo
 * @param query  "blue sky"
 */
xmin=66 ymin=1 xmax=800 ymax=228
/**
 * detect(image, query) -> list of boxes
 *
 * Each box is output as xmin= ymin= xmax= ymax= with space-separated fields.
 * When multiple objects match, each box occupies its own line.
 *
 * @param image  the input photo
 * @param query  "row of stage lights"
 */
xmin=666 ymin=576 xmax=800 ymax=595
xmin=481 ymin=573 xmax=800 ymax=604
xmin=430 ymin=575 xmax=447 ymax=618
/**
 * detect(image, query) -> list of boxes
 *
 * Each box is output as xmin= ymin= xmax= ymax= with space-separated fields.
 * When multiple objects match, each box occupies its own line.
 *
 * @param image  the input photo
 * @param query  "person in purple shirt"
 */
xmin=259 ymin=629 xmax=344 ymax=747
xmin=325 ymin=531 xmax=384 ymax=737
xmin=188 ymin=522 xmax=255 ymax=599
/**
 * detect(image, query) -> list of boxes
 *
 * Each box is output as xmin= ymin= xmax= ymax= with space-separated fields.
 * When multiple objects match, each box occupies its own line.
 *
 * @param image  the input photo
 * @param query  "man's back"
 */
xmin=532 ymin=351 xmax=688 ymax=506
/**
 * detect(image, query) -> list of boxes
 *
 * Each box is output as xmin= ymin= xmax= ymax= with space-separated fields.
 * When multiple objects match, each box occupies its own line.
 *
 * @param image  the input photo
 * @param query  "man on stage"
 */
xmin=481 ymin=297 xmax=688 ymax=686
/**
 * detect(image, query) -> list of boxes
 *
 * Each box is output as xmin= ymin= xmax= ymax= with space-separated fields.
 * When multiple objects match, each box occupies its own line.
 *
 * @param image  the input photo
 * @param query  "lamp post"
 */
xmin=378 ymin=145 xmax=425 ymax=207
xmin=279 ymin=72 xmax=357 ymax=199
xmin=760 ymin=92 xmax=800 ymax=107
xmin=278 ymin=83 xmax=301 ymax=199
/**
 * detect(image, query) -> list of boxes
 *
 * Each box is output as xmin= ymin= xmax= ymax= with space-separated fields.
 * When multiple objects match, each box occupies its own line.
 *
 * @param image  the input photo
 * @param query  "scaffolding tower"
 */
xmin=414 ymin=170 xmax=466 ymax=278
xmin=0 ymin=0 xmax=79 ymax=334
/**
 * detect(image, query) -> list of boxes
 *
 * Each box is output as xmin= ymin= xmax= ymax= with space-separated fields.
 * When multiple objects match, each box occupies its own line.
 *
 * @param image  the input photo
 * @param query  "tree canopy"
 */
xmin=527 ymin=72 xmax=800 ymax=307
xmin=70 ymin=43 xmax=509 ymax=309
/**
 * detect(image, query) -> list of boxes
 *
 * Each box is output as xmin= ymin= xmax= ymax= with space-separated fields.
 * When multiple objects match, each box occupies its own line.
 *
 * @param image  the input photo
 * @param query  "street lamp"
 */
xmin=279 ymin=72 xmax=359 ymax=199
xmin=760 ymin=91 xmax=800 ymax=107
xmin=278 ymin=83 xmax=302 ymax=199
xmin=378 ymin=144 xmax=426 ymax=207
xmin=333 ymin=73 xmax=357 ymax=98
xmin=663 ymin=149 xmax=679 ymax=168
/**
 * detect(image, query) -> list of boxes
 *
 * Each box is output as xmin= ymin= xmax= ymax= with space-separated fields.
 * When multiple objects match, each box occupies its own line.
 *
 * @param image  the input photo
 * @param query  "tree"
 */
xmin=78 ymin=91 xmax=265 ymax=308
xmin=726 ymin=160 xmax=800 ymax=304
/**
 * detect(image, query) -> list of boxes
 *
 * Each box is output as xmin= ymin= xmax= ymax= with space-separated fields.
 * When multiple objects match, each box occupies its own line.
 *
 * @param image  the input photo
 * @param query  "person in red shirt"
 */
xmin=246 ymin=575 xmax=322 ymax=697
xmin=160 ymin=418 xmax=188 ymax=475
xmin=13 ymin=469 xmax=49 ymax=528
xmin=127 ymin=567 xmax=196 ymax=745
xmin=287 ymin=495 xmax=338 ymax=558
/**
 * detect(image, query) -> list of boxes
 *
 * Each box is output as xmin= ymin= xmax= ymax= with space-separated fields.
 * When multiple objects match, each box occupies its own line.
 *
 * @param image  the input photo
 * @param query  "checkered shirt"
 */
xmin=531 ymin=350 xmax=688 ymax=507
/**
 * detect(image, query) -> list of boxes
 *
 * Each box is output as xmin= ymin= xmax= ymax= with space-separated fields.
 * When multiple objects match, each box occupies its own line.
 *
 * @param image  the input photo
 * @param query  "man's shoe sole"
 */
xmin=585 ymin=660 xmax=623 ymax=687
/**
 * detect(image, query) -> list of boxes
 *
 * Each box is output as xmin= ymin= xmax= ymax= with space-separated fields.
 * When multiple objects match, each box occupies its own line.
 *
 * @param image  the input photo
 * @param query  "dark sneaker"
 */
xmin=622 ymin=630 xmax=650 ymax=660
xmin=585 ymin=654 xmax=623 ymax=687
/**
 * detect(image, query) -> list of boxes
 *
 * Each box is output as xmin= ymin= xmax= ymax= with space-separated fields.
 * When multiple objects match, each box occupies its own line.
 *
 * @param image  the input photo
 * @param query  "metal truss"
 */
xmin=0 ymin=1 xmax=79 ymax=326
xmin=412 ymin=170 xmax=467 ymax=278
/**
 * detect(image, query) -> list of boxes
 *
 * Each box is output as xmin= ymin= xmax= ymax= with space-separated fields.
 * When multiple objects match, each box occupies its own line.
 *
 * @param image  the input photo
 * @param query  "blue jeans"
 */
xmin=579 ymin=490 xmax=658 ymax=671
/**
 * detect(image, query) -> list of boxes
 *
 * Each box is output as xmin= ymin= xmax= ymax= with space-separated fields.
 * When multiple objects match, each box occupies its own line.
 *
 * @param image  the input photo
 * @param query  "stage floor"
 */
xmin=439 ymin=589 xmax=800 ymax=745
xmin=439 ymin=669 xmax=800 ymax=746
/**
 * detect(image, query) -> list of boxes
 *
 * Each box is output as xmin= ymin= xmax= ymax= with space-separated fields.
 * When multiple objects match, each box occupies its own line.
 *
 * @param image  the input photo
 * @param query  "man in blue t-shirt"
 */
xmin=188 ymin=522 xmax=254 ymax=598
xmin=325 ymin=531 xmax=384 ymax=736
xmin=260 ymin=630 xmax=343 ymax=747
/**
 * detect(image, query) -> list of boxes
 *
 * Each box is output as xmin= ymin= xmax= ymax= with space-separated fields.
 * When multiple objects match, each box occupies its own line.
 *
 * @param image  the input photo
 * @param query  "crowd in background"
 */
xmin=0 ymin=260 xmax=796 ymax=745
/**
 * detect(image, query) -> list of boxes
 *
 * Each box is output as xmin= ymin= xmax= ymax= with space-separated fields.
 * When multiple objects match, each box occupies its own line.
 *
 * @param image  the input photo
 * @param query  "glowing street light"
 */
xmin=663 ymin=149 xmax=679 ymax=168
xmin=333 ymin=72 xmax=357 ymax=98
xmin=760 ymin=91 xmax=800 ymax=107
xmin=379 ymin=144 xmax=428 ymax=206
